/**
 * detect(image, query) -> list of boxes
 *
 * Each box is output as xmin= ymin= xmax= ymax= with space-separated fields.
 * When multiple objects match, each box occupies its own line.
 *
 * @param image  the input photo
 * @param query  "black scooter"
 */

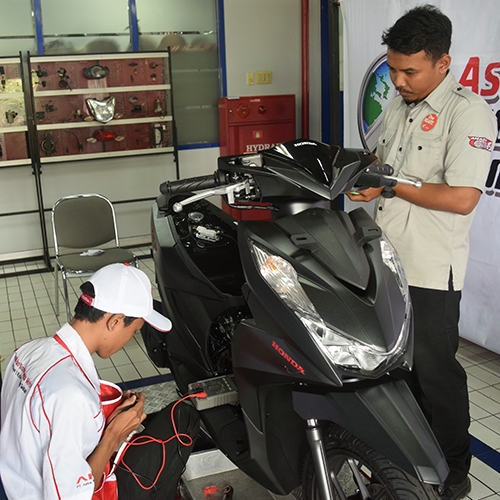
xmin=143 ymin=139 xmax=448 ymax=499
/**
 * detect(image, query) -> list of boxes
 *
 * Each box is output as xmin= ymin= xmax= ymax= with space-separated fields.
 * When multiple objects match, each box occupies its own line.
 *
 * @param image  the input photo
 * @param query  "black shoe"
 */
xmin=436 ymin=476 xmax=471 ymax=499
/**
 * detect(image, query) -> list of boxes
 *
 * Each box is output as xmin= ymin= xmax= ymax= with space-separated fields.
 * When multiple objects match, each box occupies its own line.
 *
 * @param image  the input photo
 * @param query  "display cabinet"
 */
xmin=0 ymin=56 xmax=30 ymax=166
xmin=29 ymin=52 xmax=176 ymax=163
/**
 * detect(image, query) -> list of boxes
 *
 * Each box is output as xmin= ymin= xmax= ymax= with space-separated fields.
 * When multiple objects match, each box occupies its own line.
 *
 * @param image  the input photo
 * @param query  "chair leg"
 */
xmin=61 ymin=272 xmax=71 ymax=323
xmin=54 ymin=265 xmax=59 ymax=316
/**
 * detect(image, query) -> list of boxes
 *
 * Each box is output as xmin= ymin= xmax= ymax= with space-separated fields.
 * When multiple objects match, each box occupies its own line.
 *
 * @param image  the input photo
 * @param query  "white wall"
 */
xmin=0 ymin=0 xmax=324 ymax=262
xmin=224 ymin=0 xmax=322 ymax=140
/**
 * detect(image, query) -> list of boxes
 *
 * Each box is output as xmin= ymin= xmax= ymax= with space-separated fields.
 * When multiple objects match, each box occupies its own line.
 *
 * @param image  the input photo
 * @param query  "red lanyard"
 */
xmin=54 ymin=334 xmax=98 ymax=392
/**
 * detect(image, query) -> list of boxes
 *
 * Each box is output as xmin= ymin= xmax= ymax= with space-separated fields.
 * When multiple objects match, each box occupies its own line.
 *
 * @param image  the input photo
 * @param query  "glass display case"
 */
xmin=0 ymin=56 xmax=30 ymax=166
xmin=29 ymin=51 xmax=176 ymax=163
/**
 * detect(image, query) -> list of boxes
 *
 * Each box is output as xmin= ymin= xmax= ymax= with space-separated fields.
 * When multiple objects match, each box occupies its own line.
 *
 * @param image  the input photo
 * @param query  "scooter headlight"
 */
xmin=380 ymin=234 xmax=409 ymax=302
xmin=250 ymin=241 xmax=410 ymax=377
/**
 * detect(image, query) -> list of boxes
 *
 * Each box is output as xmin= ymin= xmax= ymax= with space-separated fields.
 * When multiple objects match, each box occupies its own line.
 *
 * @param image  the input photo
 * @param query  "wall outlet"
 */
xmin=246 ymin=72 xmax=254 ymax=85
xmin=256 ymin=70 xmax=272 ymax=84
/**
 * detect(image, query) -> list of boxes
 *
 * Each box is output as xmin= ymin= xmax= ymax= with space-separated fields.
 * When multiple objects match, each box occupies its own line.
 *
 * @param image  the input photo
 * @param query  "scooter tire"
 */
xmin=302 ymin=423 xmax=439 ymax=500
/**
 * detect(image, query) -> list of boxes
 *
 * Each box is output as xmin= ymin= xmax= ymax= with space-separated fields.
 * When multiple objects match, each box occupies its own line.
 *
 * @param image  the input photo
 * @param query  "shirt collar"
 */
xmin=410 ymin=71 xmax=457 ymax=114
xmin=55 ymin=323 xmax=100 ymax=392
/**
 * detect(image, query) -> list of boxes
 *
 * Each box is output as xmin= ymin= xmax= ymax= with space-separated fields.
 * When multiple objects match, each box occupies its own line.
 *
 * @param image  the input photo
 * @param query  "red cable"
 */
xmin=115 ymin=392 xmax=206 ymax=490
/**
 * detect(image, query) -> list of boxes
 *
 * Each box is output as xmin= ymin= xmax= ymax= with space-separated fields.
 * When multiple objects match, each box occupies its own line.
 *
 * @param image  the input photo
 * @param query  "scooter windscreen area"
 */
xmin=265 ymin=140 xmax=377 ymax=189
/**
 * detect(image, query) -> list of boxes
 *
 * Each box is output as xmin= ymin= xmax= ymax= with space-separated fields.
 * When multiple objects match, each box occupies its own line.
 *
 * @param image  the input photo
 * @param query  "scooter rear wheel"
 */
xmin=302 ymin=424 xmax=439 ymax=500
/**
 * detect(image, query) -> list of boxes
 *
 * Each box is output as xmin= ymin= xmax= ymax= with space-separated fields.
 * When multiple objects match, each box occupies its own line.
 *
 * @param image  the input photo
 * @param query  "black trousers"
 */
xmin=408 ymin=284 xmax=470 ymax=486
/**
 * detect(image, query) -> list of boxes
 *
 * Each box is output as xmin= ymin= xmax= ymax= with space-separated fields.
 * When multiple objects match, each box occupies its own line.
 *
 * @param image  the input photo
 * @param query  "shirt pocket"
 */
xmin=400 ymin=132 xmax=443 ymax=182
xmin=376 ymin=128 xmax=397 ymax=162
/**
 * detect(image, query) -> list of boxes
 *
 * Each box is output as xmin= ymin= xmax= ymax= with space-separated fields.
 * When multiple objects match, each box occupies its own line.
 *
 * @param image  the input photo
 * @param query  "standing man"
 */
xmin=0 ymin=263 xmax=178 ymax=499
xmin=347 ymin=5 xmax=496 ymax=499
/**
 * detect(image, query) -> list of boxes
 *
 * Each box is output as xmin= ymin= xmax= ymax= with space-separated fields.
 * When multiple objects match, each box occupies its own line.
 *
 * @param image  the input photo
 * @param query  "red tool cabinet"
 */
xmin=218 ymin=94 xmax=296 ymax=219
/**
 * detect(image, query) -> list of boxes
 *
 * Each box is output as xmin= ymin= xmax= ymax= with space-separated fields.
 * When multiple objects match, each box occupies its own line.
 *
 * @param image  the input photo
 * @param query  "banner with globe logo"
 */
xmin=357 ymin=53 xmax=396 ymax=152
xmin=342 ymin=0 xmax=500 ymax=353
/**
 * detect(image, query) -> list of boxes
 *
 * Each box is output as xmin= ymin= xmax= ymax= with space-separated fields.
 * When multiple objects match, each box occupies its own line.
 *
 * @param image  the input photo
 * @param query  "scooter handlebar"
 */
xmin=356 ymin=173 xmax=397 ymax=189
xmin=160 ymin=172 xmax=226 ymax=195
xmin=354 ymin=164 xmax=422 ymax=190
xmin=364 ymin=164 xmax=394 ymax=176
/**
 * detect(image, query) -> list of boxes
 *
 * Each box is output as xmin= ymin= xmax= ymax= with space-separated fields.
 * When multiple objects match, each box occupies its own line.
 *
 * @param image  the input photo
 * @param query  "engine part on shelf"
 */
xmin=94 ymin=129 xmax=116 ymax=142
xmin=57 ymin=67 xmax=71 ymax=89
xmin=83 ymin=64 xmax=109 ymax=79
xmin=41 ymin=133 xmax=56 ymax=155
xmin=35 ymin=65 xmax=47 ymax=78
xmin=63 ymin=130 xmax=83 ymax=152
xmin=154 ymin=98 xmax=163 ymax=113
xmin=5 ymin=110 xmax=17 ymax=124
xmin=86 ymin=96 xmax=116 ymax=123
xmin=153 ymin=124 xmax=162 ymax=147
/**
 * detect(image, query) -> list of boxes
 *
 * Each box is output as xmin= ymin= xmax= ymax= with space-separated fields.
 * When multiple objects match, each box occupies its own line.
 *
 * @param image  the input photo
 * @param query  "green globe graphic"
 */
xmin=357 ymin=54 xmax=396 ymax=152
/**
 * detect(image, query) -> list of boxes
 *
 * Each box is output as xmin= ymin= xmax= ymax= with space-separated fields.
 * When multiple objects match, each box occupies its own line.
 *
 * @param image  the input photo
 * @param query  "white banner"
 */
xmin=341 ymin=0 xmax=500 ymax=352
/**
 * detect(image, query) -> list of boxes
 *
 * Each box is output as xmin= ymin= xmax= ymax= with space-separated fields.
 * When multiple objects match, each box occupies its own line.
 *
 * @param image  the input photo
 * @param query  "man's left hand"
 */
xmin=346 ymin=187 xmax=384 ymax=202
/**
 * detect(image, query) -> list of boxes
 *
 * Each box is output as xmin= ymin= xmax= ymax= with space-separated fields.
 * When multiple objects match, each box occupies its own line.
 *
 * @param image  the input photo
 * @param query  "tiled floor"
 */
xmin=1 ymin=249 xmax=500 ymax=498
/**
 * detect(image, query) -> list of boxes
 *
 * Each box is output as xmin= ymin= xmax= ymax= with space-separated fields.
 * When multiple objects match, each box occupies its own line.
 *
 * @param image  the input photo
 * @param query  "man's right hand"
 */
xmin=87 ymin=392 xmax=147 ymax=491
xmin=106 ymin=391 xmax=147 ymax=442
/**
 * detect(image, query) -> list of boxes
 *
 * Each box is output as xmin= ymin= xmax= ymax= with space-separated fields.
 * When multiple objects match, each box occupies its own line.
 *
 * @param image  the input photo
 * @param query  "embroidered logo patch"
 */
xmin=468 ymin=136 xmax=493 ymax=152
xmin=421 ymin=113 xmax=438 ymax=131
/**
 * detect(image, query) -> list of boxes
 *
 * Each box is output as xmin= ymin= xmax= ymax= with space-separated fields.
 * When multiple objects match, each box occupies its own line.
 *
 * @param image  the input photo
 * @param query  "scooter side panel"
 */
xmin=198 ymin=384 xmax=307 ymax=495
xmin=151 ymin=200 xmax=248 ymax=388
xmin=292 ymin=380 xmax=449 ymax=485
xmin=223 ymin=321 xmax=338 ymax=494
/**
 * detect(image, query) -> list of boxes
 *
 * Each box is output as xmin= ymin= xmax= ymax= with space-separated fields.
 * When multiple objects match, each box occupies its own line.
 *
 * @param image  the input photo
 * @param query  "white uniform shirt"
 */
xmin=375 ymin=71 xmax=497 ymax=290
xmin=0 ymin=324 xmax=105 ymax=500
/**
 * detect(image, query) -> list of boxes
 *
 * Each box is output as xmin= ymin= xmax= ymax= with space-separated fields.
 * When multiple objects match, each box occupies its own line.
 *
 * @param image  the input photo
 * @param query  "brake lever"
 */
xmin=172 ymin=180 xmax=250 ymax=213
xmin=381 ymin=176 xmax=422 ymax=198
xmin=382 ymin=176 xmax=422 ymax=189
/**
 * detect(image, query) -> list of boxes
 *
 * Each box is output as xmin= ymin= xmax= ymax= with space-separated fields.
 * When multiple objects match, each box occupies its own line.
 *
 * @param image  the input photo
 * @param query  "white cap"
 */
xmin=80 ymin=263 xmax=172 ymax=332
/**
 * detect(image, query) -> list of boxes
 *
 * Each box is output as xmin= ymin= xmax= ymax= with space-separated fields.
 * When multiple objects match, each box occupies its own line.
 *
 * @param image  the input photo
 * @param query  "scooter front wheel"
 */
xmin=302 ymin=424 xmax=439 ymax=500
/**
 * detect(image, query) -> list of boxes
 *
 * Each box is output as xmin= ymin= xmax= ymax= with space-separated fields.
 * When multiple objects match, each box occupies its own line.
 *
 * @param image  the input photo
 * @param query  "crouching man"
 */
xmin=0 ymin=263 xmax=197 ymax=500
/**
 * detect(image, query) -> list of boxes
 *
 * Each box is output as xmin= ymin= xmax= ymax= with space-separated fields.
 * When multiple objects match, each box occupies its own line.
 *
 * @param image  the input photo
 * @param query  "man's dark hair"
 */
xmin=73 ymin=281 xmax=137 ymax=326
xmin=381 ymin=4 xmax=452 ymax=63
